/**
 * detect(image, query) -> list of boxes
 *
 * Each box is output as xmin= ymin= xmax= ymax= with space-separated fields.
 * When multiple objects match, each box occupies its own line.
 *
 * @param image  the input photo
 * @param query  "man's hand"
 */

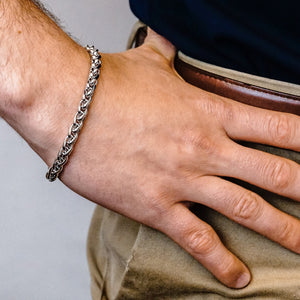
xmin=1 ymin=0 xmax=300 ymax=289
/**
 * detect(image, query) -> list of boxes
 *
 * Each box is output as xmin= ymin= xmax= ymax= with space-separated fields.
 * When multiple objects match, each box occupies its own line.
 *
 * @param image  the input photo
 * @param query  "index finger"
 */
xmin=223 ymin=101 xmax=300 ymax=151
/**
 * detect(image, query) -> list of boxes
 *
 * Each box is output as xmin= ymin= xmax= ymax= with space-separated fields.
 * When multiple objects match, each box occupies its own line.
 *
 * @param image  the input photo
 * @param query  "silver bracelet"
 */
xmin=46 ymin=45 xmax=102 ymax=182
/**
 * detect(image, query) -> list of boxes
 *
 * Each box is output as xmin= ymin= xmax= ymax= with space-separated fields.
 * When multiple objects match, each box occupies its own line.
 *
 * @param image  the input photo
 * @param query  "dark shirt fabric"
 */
xmin=129 ymin=0 xmax=300 ymax=84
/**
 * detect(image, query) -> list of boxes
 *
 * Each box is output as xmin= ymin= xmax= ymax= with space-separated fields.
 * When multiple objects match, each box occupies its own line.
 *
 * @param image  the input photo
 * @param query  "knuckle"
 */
xmin=221 ymin=101 xmax=236 ymax=122
xmin=276 ymin=219 xmax=293 ymax=244
xmin=181 ymin=130 xmax=219 ymax=157
xmin=276 ymin=219 xmax=300 ymax=251
xmin=267 ymin=114 xmax=294 ymax=145
xmin=200 ymin=95 xmax=232 ymax=121
xmin=264 ymin=160 xmax=293 ymax=190
xmin=143 ymin=186 xmax=173 ymax=218
xmin=217 ymin=257 xmax=237 ymax=281
xmin=186 ymin=227 xmax=218 ymax=256
xmin=233 ymin=191 xmax=262 ymax=221
xmin=196 ymin=94 xmax=218 ymax=115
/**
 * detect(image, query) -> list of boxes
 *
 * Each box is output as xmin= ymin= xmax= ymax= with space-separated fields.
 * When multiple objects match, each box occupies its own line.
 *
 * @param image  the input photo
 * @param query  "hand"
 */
xmin=43 ymin=30 xmax=300 ymax=288
xmin=2 ymin=9 xmax=300 ymax=288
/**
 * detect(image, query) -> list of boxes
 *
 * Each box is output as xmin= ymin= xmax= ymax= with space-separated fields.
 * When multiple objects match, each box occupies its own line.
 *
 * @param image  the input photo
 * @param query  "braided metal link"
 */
xmin=46 ymin=45 xmax=102 ymax=182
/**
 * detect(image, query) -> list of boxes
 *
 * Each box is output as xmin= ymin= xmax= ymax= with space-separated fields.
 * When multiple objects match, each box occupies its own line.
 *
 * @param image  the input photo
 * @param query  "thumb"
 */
xmin=144 ymin=28 xmax=176 ymax=62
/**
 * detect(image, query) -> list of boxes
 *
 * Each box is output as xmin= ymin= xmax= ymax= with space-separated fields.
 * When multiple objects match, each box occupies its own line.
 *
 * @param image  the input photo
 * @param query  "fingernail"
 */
xmin=235 ymin=272 xmax=251 ymax=289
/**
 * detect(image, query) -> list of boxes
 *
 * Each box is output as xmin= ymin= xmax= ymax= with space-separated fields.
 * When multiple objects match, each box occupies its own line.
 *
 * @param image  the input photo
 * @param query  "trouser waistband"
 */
xmin=131 ymin=24 xmax=300 ymax=116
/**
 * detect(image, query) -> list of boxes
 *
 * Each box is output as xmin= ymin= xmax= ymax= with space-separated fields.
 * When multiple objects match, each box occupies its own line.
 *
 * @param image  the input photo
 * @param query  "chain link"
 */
xmin=46 ymin=45 xmax=102 ymax=182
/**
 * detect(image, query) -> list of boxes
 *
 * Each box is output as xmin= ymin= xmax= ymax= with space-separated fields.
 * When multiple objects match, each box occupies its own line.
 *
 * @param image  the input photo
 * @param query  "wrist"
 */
xmin=0 ymin=0 xmax=92 ymax=164
xmin=13 ymin=44 xmax=91 ymax=165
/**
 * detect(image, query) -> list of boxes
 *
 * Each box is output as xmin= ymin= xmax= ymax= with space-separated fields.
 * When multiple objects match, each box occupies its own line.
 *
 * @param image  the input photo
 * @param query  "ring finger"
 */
xmin=181 ymin=175 xmax=300 ymax=254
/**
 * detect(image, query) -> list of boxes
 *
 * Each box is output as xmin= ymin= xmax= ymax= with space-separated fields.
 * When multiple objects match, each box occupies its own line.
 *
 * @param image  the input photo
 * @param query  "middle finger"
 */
xmin=222 ymin=142 xmax=300 ymax=201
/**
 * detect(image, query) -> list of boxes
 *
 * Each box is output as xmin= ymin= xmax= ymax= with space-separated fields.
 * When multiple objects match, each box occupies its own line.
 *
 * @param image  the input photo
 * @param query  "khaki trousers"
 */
xmin=87 ymin=29 xmax=300 ymax=300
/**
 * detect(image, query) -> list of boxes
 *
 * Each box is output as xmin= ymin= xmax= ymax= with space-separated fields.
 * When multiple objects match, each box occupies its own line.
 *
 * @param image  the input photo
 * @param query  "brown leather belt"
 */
xmin=134 ymin=26 xmax=300 ymax=116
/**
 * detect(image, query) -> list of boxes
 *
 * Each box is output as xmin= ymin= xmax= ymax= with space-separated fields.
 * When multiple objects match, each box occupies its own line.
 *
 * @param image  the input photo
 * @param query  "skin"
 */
xmin=1 ymin=0 xmax=300 ymax=289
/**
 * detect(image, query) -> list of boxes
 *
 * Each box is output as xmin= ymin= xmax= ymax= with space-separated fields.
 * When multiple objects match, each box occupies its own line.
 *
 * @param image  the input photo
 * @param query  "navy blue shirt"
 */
xmin=129 ymin=0 xmax=300 ymax=84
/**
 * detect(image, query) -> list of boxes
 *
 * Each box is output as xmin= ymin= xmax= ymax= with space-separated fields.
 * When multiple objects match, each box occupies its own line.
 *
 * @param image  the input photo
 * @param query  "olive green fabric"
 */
xmin=87 ymin=49 xmax=300 ymax=299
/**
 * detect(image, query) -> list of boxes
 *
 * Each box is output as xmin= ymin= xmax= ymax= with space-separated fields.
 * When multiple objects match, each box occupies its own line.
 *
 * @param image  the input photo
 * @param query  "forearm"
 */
xmin=0 ymin=0 xmax=90 ymax=163
xmin=2 ymin=1 xmax=300 ymax=290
